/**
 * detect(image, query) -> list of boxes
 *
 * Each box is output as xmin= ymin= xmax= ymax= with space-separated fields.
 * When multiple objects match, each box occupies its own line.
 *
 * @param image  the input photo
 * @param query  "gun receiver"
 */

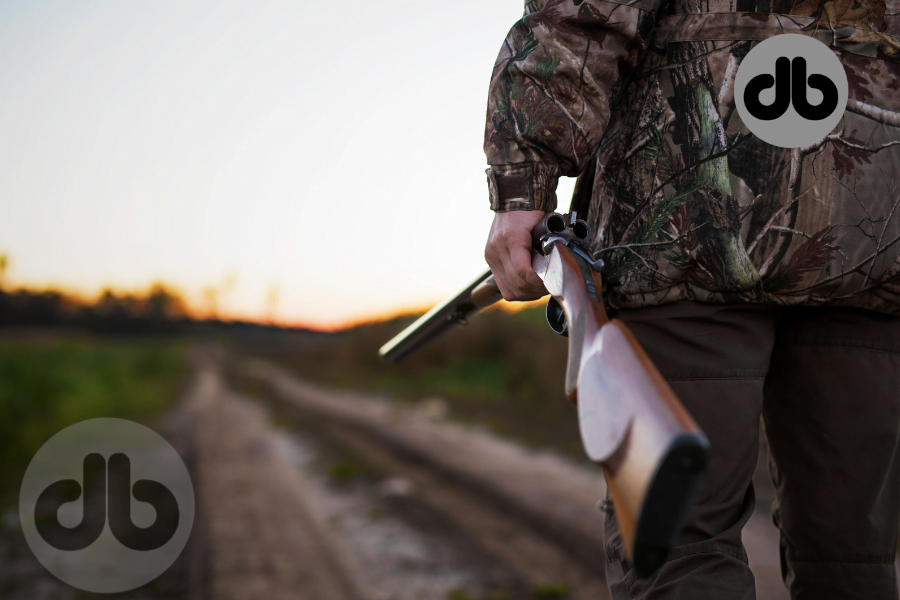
xmin=379 ymin=212 xmax=708 ymax=578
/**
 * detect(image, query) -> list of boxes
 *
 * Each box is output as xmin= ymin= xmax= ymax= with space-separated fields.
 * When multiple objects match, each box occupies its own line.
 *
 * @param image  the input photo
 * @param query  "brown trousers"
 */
xmin=604 ymin=301 xmax=900 ymax=600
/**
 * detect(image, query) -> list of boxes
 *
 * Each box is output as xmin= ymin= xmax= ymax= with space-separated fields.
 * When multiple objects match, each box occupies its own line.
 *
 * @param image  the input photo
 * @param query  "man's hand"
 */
xmin=484 ymin=210 xmax=549 ymax=301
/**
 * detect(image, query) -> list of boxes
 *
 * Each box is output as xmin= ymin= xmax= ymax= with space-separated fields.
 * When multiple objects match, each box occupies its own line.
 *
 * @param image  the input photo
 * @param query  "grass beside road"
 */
xmin=0 ymin=337 xmax=188 ymax=509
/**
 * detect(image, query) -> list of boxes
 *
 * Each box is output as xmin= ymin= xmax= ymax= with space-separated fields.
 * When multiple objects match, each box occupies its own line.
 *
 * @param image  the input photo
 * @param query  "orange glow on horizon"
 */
xmin=1 ymin=280 xmax=549 ymax=333
xmin=280 ymin=296 xmax=548 ymax=332
xmin=0 ymin=280 xmax=438 ymax=332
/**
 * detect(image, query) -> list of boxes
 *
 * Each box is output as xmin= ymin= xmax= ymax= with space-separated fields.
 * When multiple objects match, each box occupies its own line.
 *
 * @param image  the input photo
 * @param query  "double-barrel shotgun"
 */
xmin=378 ymin=211 xmax=709 ymax=578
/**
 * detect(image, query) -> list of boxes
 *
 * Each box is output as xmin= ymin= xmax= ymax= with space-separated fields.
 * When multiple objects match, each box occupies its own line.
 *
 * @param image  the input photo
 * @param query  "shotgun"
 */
xmin=378 ymin=211 xmax=708 ymax=577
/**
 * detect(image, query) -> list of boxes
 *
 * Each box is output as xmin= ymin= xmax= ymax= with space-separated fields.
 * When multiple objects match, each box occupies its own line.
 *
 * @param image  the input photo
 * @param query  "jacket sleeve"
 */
xmin=485 ymin=0 xmax=662 ymax=212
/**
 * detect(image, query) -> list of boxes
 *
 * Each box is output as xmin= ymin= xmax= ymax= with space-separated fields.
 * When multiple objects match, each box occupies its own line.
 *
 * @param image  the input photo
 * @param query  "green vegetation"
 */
xmin=446 ymin=588 xmax=509 ymax=600
xmin=447 ymin=589 xmax=475 ymax=600
xmin=531 ymin=582 xmax=572 ymax=599
xmin=0 ymin=337 xmax=188 ymax=508
xmin=329 ymin=460 xmax=359 ymax=482
xmin=241 ymin=304 xmax=585 ymax=458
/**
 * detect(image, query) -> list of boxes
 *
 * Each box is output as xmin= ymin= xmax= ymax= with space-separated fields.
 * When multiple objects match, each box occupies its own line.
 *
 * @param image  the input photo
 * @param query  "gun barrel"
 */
xmin=531 ymin=212 xmax=592 ymax=252
xmin=378 ymin=270 xmax=501 ymax=363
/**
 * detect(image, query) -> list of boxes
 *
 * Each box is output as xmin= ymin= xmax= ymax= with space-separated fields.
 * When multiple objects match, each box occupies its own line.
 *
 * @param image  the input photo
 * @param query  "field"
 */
xmin=0 ymin=335 xmax=188 ymax=509
xmin=0 ymin=304 xmax=579 ymax=512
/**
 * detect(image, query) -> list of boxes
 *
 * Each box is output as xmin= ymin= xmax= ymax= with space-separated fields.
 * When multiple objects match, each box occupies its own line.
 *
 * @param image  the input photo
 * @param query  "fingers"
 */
xmin=487 ymin=238 xmax=533 ymax=301
xmin=484 ymin=210 xmax=550 ymax=302
xmin=490 ymin=265 xmax=516 ymax=301
xmin=508 ymin=242 xmax=548 ymax=298
xmin=484 ymin=233 xmax=514 ymax=298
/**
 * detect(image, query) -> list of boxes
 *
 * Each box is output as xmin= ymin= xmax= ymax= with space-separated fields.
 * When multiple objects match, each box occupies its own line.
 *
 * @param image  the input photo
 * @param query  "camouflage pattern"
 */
xmin=484 ymin=0 xmax=900 ymax=314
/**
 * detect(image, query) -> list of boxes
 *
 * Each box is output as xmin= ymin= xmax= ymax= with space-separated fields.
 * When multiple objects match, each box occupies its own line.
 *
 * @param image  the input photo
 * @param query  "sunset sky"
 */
xmin=0 ymin=1 xmax=576 ymax=328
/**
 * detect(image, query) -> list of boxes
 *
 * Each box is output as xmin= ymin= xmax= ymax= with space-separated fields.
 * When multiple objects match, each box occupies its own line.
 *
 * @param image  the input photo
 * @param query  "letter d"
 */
xmin=34 ymin=453 xmax=106 ymax=551
xmin=744 ymin=56 xmax=791 ymax=121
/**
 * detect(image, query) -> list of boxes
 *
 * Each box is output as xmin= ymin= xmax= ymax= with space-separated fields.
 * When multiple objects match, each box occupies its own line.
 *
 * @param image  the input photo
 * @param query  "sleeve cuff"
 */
xmin=486 ymin=163 xmax=561 ymax=212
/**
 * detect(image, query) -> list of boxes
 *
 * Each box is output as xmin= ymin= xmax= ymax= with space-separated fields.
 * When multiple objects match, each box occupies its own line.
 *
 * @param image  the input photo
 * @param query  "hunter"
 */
xmin=483 ymin=0 xmax=900 ymax=598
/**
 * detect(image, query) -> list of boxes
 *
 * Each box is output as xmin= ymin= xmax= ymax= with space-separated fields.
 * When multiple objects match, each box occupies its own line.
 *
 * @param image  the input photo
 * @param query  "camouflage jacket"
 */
xmin=484 ymin=0 xmax=900 ymax=314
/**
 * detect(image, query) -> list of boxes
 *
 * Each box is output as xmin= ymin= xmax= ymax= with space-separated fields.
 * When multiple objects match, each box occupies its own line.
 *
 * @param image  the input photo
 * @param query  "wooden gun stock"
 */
xmin=378 ymin=214 xmax=708 ymax=577
xmin=534 ymin=242 xmax=707 ymax=576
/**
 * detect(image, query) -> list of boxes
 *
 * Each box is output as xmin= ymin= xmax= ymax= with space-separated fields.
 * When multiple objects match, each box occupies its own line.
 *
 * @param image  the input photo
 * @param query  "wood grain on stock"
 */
xmin=597 ymin=323 xmax=694 ymax=557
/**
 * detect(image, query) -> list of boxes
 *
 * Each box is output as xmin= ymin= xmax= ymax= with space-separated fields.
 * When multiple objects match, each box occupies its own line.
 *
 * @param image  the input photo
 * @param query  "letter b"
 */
xmin=791 ymin=57 xmax=839 ymax=120
xmin=107 ymin=453 xmax=179 ymax=551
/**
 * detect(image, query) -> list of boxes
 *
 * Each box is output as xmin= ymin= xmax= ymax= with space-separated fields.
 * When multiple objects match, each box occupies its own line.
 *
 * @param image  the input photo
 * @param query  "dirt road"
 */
xmin=187 ymin=365 xmax=366 ymax=600
xmin=0 ymin=348 xmax=885 ymax=599
xmin=187 ymin=354 xmax=612 ymax=600
xmin=184 ymin=352 xmax=792 ymax=599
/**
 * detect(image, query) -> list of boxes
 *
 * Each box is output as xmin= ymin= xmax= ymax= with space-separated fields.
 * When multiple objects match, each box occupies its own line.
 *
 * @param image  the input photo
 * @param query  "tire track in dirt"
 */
xmin=188 ymin=362 xmax=368 ymax=600
xmin=298 ymin=408 xmax=609 ymax=600
xmin=236 ymin=355 xmax=792 ymax=600
xmin=236 ymin=356 xmax=619 ymax=600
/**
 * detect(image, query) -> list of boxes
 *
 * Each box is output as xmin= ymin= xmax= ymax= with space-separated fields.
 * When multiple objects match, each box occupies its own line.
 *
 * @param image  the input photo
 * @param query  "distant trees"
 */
xmin=0 ymin=281 xmax=189 ymax=333
xmin=0 ymin=258 xmax=297 ymax=334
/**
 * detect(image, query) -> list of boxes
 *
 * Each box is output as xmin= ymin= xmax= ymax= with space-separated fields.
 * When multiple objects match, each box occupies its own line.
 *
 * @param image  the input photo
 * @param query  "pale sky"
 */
xmin=0 ymin=1 xmax=576 ymax=328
